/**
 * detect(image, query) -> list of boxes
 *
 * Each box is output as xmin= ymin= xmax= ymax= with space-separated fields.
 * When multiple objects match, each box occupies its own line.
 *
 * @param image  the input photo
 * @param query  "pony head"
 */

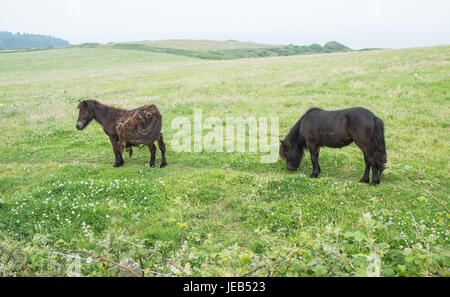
xmin=279 ymin=138 xmax=304 ymax=171
xmin=76 ymin=100 xmax=96 ymax=130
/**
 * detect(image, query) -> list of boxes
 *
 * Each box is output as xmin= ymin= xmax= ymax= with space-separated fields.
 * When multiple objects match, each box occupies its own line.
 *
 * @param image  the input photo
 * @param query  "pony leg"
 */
xmin=109 ymin=135 xmax=124 ymax=167
xmin=359 ymin=156 xmax=370 ymax=183
xmin=353 ymin=136 xmax=374 ymax=184
xmin=126 ymin=142 xmax=133 ymax=158
xmin=370 ymin=160 xmax=381 ymax=185
xmin=361 ymin=150 xmax=380 ymax=185
xmin=149 ymin=143 xmax=156 ymax=167
xmin=308 ymin=144 xmax=321 ymax=178
xmin=157 ymin=134 xmax=167 ymax=168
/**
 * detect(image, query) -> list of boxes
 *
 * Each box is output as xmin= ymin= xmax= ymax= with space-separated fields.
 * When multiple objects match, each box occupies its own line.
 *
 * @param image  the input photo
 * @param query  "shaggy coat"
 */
xmin=76 ymin=99 xmax=167 ymax=168
xmin=280 ymin=107 xmax=386 ymax=185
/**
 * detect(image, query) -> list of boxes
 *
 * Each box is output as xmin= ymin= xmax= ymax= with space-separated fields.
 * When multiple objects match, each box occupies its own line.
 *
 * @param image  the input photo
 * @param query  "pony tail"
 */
xmin=371 ymin=117 xmax=387 ymax=172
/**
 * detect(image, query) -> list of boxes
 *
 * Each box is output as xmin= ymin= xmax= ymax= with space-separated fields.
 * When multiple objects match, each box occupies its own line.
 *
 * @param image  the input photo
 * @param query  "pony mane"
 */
xmin=77 ymin=99 xmax=126 ymax=112
xmin=285 ymin=107 xmax=321 ymax=142
xmin=77 ymin=99 xmax=97 ymax=110
xmin=280 ymin=108 xmax=320 ymax=164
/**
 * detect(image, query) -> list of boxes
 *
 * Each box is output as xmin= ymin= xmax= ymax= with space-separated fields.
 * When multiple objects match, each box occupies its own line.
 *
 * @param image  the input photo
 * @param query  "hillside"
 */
xmin=0 ymin=31 xmax=70 ymax=49
xmin=0 ymin=45 xmax=448 ymax=276
xmin=75 ymin=40 xmax=352 ymax=60
xmin=132 ymin=39 xmax=280 ymax=51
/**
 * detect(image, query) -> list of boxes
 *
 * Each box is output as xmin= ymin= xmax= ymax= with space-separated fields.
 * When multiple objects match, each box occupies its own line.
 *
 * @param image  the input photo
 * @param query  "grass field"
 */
xmin=0 ymin=42 xmax=449 ymax=276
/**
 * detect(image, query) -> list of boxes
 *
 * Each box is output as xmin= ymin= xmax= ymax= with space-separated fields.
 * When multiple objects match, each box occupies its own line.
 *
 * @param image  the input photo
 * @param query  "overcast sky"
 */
xmin=1 ymin=0 xmax=449 ymax=49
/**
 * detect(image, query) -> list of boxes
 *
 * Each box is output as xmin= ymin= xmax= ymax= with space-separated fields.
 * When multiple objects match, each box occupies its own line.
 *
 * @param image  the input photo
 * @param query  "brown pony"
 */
xmin=280 ymin=107 xmax=386 ymax=185
xmin=76 ymin=99 xmax=167 ymax=168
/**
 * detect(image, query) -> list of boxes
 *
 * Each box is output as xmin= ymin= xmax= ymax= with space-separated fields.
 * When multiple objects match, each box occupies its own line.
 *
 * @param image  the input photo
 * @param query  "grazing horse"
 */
xmin=76 ymin=99 xmax=167 ymax=168
xmin=279 ymin=107 xmax=386 ymax=185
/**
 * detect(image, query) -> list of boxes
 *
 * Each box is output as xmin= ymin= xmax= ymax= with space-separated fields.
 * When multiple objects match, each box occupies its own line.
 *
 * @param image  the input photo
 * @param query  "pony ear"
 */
xmin=83 ymin=100 xmax=88 ymax=108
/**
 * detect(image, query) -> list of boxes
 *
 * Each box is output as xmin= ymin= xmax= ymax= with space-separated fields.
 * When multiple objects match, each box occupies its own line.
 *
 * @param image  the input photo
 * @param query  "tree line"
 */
xmin=0 ymin=31 xmax=70 ymax=49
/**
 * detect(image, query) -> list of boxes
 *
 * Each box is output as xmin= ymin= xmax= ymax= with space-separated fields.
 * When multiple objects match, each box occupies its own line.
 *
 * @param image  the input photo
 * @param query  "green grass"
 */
xmin=0 ymin=43 xmax=449 ymax=277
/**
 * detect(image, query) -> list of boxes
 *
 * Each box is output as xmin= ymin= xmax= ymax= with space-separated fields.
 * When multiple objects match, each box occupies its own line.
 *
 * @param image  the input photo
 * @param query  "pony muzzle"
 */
xmin=286 ymin=166 xmax=298 ymax=171
xmin=76 ymin=122 xmax=85 ymax=130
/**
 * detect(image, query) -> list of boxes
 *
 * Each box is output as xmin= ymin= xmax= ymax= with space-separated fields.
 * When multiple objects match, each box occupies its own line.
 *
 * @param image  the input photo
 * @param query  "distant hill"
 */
xmin=132 ymin=39 xmax=280 ymax=51
xmin=323 ymin=41 xmax=352 ymax=52
xmin=0 ymin=31 xmax=70 ymax=49
xmin=75 ymin=40 xmax=353 ymax=60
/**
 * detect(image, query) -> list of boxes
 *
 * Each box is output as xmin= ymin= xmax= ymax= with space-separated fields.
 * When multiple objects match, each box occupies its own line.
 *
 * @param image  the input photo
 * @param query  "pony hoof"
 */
xmin=309 ymin=173 xmax=318 ymax=178
xmin=113 ymin=162 xmax=123 ymax=167
xmin=160 ymin=162 xmax=167 ymax=168
xmin=370 ymin=181 xmax=380 ymax=186
xmin=359 ymin=178 xmax=369 ymax=183
xmin=150 ymin=163 xmax=155 ymax=168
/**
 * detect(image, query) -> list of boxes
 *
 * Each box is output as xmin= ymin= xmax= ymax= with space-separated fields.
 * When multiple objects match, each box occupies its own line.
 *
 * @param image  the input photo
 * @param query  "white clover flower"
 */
xmin=363 ymin=212 xmax=372 ymax=220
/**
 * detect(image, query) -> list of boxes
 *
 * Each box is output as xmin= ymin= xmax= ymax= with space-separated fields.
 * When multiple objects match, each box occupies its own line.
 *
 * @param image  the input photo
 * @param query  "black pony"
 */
xmin=279 ymin=107 xmax=386 ymax=185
